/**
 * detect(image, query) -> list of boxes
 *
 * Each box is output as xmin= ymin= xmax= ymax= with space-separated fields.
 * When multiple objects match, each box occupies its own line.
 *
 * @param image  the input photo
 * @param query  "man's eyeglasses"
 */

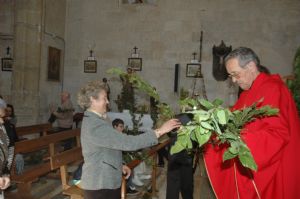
xmin=228 ymin=63 xmax=250 ymax=79
xmin=228 ymin=72 xmax=241 ymax=79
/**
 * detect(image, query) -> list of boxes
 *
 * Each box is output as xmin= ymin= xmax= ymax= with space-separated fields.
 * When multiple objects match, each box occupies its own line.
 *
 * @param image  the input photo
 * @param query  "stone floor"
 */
xmin=5 ymin=157 xmax=216 ymax=199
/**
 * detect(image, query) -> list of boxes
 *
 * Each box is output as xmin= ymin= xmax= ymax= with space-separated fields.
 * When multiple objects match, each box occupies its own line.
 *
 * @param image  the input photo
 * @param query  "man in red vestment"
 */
xmin=204 ymin=47 xmax=300 ymax=199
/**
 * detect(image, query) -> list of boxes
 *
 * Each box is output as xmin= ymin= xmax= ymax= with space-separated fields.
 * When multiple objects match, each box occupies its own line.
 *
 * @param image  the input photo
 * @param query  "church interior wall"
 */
xmin=63 ymin=0 xmax=300 ymax=113
xmin=0 ymin=0 xmax=300 ymax=125
xmin=0 ymin=0 xmax=14 ymax=102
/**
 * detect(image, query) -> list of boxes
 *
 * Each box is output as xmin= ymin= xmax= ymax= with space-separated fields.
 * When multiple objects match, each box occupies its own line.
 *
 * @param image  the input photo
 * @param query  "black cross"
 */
xmin=192 ymin=52 xmax=197 ymax=60
xmin=89 ymin=50 xmax=93 ymax=57
xmin=6 ymin=46 xmax=10 ymax=55
xmin=133 ymin=46 xmax=138 ymax=54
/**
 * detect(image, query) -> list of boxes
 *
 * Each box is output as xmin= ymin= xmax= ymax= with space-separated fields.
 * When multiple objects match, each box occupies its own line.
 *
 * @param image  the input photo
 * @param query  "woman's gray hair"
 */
xmin=0 ymin=98 xmax=7 ymax=109
xmin=225 ymin=47 xmax=260 ymax=68
xmin=77 ymin=80 xmax=107 ymax=110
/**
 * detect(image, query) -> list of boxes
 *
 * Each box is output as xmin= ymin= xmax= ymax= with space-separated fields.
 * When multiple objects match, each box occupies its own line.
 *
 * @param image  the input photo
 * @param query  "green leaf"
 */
xmin=216 ymin=109 xmax=227 ymax=125
xmin=195 ymin=130 xmax=211 ymax=146
xmin=190 ymin=110 xmax=210 ymax=122
xmin=238 ymin=145 xmax=257 ymax=171
xmin=212 ymin=99 xmax=223 ymax=106
xmin=221 ymin=131 xmax=238 ymax=140
xmin=190 ymin=131 xmax=197 ymax=142
xmin=199 ymin=99 xmax=214 ymax=110
xmin=187 ymin=137 xmax=193 ymax=149
xmin=180 ymin=98 xmax=198 ymax=108
xmin=200 ymin=122 xmax=214 ymax=130
xmin=211 ymin=116 xmax=222 ymax=135
xmin=170 ymin=142 xmax=185 ymax=154
xmin=223 ymin=149 xmax=238 ymax=161
xmin=228 ymin=145 xmax=239 ymax=155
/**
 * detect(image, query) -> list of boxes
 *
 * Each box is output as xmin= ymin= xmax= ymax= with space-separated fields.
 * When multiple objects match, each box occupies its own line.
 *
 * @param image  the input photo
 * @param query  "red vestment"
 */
xmin=204 ymin=73 xmax=300 ymax=199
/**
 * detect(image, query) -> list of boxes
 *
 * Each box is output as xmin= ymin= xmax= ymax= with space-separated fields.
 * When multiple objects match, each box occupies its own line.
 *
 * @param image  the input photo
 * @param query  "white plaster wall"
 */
xmin=63 ymin=0 xmax=300 ymax=112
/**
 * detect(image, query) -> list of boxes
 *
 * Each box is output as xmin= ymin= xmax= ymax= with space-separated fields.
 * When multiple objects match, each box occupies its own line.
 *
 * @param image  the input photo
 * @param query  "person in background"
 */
xmin=49 ymin=91 xmax=74 ymax=150
xmin=77 ymin=80 xmax=181 ymax=199
xmin=112 ymin=118 xmax=139 ymax=196
xmin=50 ymin=91 xmax=74 ymax=130
xmin=0 ymin=99 xmax=13 ymax=198
xmin=166 ymin=113 xmax=195 ymax=199
xmin=204 ymin=47 xmax=300 ymax=199
xmin=102 ymin=78 xmax=110 ymax=100
xmin=3 ymin=104 xmax=24 ymax=175
xmin=4 ymin=104 xmax=16 ymax=127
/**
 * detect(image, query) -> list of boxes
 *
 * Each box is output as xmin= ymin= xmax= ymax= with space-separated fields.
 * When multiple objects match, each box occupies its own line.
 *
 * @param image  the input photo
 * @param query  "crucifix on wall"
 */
xmin=128 ymin=46 xmax=142 ymax=71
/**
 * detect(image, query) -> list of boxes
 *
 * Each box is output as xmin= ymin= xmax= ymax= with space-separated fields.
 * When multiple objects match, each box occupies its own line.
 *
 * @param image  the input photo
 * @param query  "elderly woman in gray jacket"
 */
xmin=77 ymin=80 xmax=180 ymax=199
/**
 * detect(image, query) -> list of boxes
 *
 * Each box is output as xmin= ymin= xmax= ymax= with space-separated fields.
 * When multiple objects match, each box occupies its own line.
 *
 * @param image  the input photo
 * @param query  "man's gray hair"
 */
xmin=225 ymin=47 xmax=260 ymax=68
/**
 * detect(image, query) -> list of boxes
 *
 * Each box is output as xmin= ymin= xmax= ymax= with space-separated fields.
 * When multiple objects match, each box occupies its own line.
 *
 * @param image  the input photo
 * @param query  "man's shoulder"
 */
xmin=259 ymin=74 xmax=284 ymax=89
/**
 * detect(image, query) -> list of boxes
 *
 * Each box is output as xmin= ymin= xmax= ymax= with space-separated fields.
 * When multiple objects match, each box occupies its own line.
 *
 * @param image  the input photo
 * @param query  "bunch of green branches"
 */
xmin=107 ymin=68 xmax=279 ymax=171
xmin=173 ymin=98 xmax=278 ymax=171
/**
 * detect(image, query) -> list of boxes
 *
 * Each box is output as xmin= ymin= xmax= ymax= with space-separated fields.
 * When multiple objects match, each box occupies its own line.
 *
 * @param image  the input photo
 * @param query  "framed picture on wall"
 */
xmin=84 ymin=60 xmax=97 ymax=73
xmin=47 ymin=46 xmax=61 ymax=81
xmin=186 ymin=63 xmax=202 ymax=77
xmin=1 ymin=58 xmax=13 ymax=71
xmin=128 ymin=58 xmax=142 ymax=71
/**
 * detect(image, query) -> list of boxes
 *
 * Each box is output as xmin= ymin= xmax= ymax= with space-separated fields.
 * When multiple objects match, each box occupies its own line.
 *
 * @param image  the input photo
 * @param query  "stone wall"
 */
xmin=0 ymin=0 xmax=66 ymax=125
xmin=0 ymin=0 xmax=14 ymax=101
xmin=63 ymin=0 xmax=300 ymax=113
xmin=1 ymin=0 xmax=300 ymax=125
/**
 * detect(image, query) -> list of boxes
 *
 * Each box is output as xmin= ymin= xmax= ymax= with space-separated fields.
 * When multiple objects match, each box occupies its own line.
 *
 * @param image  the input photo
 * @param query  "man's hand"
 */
xmin=122 ymin=165 xmax=131 ymax=179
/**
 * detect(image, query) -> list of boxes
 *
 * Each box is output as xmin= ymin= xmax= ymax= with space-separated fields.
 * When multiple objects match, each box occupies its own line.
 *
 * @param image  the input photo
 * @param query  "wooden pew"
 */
xmin=15 ymin=123 xmax=52 ymax=139
xmin=11 ymin=128 xmax=82 ymax=199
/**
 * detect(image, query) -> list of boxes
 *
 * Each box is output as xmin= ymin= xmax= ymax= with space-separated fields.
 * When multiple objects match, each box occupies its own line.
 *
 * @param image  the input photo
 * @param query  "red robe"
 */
xmin=204 ymin=73 xmax=300 ymax=199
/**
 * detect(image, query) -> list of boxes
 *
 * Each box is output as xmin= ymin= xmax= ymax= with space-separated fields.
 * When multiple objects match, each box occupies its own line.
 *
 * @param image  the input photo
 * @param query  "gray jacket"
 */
xmin=80 ymin=110 xmax=158 ymax=190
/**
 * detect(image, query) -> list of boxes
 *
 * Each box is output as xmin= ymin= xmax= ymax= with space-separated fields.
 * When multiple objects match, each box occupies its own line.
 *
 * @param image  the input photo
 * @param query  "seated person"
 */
xmin=5 ymin=104 xmax=17 ymax=126
xmin=4 ymin=104 xmax=24 ymax=175
xmin=49 ymin=91 xmax=74 ymax=150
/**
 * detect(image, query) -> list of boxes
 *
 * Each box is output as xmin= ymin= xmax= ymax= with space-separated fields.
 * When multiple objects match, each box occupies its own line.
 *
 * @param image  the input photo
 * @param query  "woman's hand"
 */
xmin=122 ymin=165 xmax=131 ymax=179
xmin=0 ymin=176 xmax=10 ymax=190
xmin=155 ymin=119 xmax=181 ymax=138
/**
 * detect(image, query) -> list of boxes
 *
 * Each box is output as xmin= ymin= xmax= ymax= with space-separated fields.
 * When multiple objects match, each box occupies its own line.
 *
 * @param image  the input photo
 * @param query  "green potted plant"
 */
xmin=287 ymin=47 xmax=300 ymax=115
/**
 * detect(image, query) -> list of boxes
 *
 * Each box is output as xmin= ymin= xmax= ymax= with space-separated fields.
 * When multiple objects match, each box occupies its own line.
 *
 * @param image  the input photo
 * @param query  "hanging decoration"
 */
xmin=84 ymin=45 xmax=97 ymax=73
xmin=212 ymin=40 xmax=232 ymax=81
xmin=128 ymin=46 xmax=142 ymax=71
xmin=189 ymin=31 xmax=208 ymax=100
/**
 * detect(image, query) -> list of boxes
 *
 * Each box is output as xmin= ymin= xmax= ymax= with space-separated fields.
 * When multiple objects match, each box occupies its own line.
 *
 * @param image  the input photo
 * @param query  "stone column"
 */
xmin=12 ymin=0 xmax=44 ymax=125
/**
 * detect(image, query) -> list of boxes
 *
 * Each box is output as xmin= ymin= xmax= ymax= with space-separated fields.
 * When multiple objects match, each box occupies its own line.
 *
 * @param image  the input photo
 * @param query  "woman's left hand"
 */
xmin=0 ymin=176 xmax=10 ymax=190
xmin=122 ymin=165 xmax=131 ymax=179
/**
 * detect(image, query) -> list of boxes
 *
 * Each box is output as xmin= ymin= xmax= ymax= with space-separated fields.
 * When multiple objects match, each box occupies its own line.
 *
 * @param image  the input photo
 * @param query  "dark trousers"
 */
xmin=157 ymin=146 xmax=168 ymax=165
xmin=83 ymin=188 xmax=121 ymax=199
xmin=166 ymin=157 xmax=194 ymax=199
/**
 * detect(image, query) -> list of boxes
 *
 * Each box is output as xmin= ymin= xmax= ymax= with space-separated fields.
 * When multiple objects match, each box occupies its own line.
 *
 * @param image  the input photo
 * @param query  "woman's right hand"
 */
xmin=154 ymin=119 xmax=181 ymax=138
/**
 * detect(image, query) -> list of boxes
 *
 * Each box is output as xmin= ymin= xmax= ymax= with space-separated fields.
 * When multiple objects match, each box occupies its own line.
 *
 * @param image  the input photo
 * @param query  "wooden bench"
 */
xmin=11 ymin=128 xmax=82 ymax=199
xmin=15 ymin=123 xmax=52 ymax=140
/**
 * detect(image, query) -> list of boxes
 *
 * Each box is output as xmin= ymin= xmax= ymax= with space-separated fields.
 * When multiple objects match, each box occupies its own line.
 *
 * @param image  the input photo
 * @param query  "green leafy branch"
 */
xmin=107 ymin=68 xmax=279 ymax=171
xmin=107 ymin=68 xmax=175 ymax=122
xmin=171 ymin=98 xmax=278 ymax=171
